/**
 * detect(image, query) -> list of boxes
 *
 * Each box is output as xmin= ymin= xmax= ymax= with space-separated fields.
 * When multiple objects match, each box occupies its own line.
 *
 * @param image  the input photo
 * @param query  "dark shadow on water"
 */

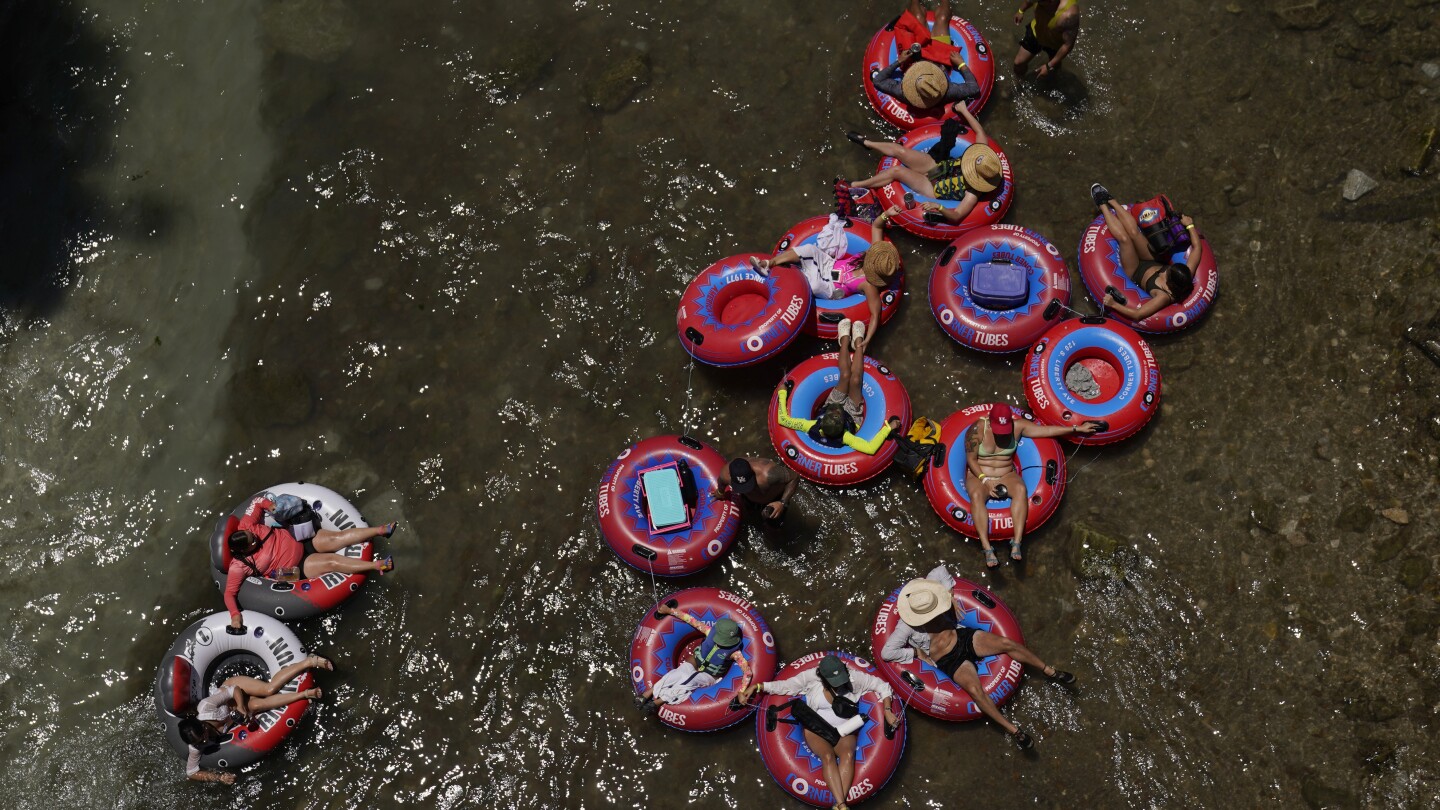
xmin=0 ymin=0 xmax=124 ymax=318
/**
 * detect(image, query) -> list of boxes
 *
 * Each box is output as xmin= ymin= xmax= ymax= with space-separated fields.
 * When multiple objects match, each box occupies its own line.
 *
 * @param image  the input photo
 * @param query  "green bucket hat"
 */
xmin=710 ymin=618 xmax=741 ymax=648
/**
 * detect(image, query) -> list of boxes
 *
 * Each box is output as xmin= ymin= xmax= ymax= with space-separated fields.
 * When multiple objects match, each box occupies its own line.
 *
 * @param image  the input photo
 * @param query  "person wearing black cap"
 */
xmin=714 ymin=457 xmax=800 ymax=526
xmin=743 ymin=655 xmax=899 ymax=810
xmin=967 ymin=403 xmax=1101 ymax=567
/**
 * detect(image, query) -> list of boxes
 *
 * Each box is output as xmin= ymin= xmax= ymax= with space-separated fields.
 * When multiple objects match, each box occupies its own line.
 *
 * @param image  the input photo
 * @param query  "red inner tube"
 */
xmin=1076 ymin=195 xmax=1219 ymax=334
xmin=922 ymin=403 xmax=1067 ymax=541
xmin=596 ymin=435 xmax=741 ymax=576
xmin=928 ymin=224 xmax=1070 ymax=353
xmin=867 ymin=123 xmax=1014 ymax=241
xmin=870 ymin=577 xmax=1025 ymax=722
xmin=754 ymin=650 xmax=906 ymax=807
xmin=677 ymin=254 xmax=813 ymax=368
xmin=768 ymin=353 xmax=911 ymax=486
xmin=1023 ymin=317 xmax=1162 ymax=445
xmin=771 ymin=216 xmax=904 ymax=340
xmin=859 ymin=13 xmax=995 ymax=130
xmin=629 ymin=587 xmax=778 ymax=733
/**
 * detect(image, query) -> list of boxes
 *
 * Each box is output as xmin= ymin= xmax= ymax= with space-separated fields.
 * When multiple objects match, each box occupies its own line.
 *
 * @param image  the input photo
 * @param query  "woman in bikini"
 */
xmin=966 ymin=403 xmax=1100 ymax=566
xmin=1091 ymin=184 xmax=1203 ymax=321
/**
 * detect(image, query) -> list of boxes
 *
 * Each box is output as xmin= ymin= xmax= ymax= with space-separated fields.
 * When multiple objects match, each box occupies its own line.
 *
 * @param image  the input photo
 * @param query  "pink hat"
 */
xmin=990 ymin=403 xmax=1015 ymax=436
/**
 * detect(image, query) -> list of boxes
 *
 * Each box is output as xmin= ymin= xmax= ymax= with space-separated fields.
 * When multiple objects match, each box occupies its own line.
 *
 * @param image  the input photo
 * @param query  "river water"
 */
xmin=0 ymin=0 xmax=1436 ymax=808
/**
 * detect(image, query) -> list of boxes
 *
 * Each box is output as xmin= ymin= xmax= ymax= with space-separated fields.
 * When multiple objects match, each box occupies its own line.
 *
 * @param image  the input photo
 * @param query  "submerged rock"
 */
xmin=1333 ymin=502 xmax=1372 ymax=534
xmin=1270 ymin=1 xmax=1333 ymax=31
xmin=1300 ymin=776 xmax=1359 ymax=809
xmin=1068 ymin=523 xmax=1126 ymax=581
xmin=260 ymin=0 xmax=358 ymax=63
xmin=585 ymin=47 xmax=651 ymax=113
xmin=1341 ymin=169 xmax=1378 ymax=201
xmin=1397 ymin=556 xmax=1431 ymax=590
xmin=230 ymin=365 xmax=315 ymax=428
xmin=1380 ymin=507 xmax=1410 ymax=525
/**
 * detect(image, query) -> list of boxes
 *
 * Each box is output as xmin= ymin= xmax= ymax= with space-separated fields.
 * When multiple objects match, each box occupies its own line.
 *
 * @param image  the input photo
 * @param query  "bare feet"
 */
xmin=307 ymin=655 xmax=334 ymax=671
xmin=301 ymin=687 xmax=323 ymax=700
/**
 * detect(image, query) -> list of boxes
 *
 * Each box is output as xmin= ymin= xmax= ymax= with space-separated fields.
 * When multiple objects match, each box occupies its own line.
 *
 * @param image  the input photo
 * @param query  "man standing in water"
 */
xmin=1013 ymin=0 xmax=1081 ymax=80
xmin=714 ymin=457 xmax=799 ymax=526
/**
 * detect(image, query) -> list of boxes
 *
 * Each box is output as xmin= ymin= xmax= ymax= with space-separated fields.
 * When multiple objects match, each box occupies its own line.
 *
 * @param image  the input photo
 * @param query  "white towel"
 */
xmin=815 ymin=214 xmax=849 ymax=259
xmin=652 ymin=662 xmax=719 ymax=704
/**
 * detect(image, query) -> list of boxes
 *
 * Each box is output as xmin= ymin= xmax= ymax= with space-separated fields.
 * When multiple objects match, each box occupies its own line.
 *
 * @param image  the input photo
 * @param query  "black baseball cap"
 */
xmin=728 ymin=459 xmax=757 ymax=494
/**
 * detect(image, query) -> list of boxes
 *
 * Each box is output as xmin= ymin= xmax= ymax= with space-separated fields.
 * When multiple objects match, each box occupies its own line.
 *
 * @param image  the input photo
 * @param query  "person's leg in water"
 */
xmin=1106 ymin=198 xmax=1157 ymax=262
xmin=950 ymin=659 xmax=1019 ymax=735
xmin=970 ymin=630 xmax=1072 ymax=682
xmin=851 ymin=136 xmax=940 ymax=176
xmin=1099 ymin=201 xmax=1141 ymax=275
xmin=835 ymin=733 xmax=858 ymax=808
xmin=311 ymin=523 xmax=394 ymax=553
xmin=802 ymin=728 xmax=846 ymax=810
xmin=841 ymin=325 xmax=866 ymax=406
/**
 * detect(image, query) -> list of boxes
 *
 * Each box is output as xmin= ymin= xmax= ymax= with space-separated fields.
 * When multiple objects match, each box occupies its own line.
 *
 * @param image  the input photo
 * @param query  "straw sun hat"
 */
xmin=900 ymin=62 xmax=947 ymax=108
xmin=896 ymin=578 xmax=955 ymax=626
xmin=959 ymin=143 xmax=1003 ymax=194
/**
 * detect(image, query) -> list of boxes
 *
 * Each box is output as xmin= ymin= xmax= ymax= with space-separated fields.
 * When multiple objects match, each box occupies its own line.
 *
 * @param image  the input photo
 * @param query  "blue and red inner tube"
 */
xmin=929 ymin=224 xmax=1069 ymax=353
xmin=772 ymin=216 xmax=904 ymax=341
xmin=863 ymin=123 xmax=1014 ymax=241
xmin=860 ymin=13 xmax=994 ymax=129
xmin=922 ymin=403 xmax=1067 ymax=541
xmin=630 ymin=587 xmax=778 ymax=733
xmin=870 ymin=579 xmax=1025 ymax=722
xmin=754 ymin=650 xmax=906 ymax=807
xmin=596 ymin=435 xmax=741 ymax=576
xmin=768 ymin=353 xmax=911 ymax=486
xmin=677 ymin=253 xmax=813 ymax=367
xmin=1077 ymin=194 xmax=1219 ymax=335
xmin=1023 ymin=317 xmax=1161 ymax=444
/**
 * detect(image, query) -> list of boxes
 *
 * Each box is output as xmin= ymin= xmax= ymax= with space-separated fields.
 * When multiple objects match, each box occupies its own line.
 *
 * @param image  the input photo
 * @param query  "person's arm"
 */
xmin=872 ymin=60 xmax=908 ymax=98
xmin=850 ymin=667 xmax=895 ymax=702
xmin=953 ymin=101 xmax=987 ymax=145
xmin=776 ymin=387 xmax=817 ymax=433
xmin=668 ymin=607 xmax=709 ymax=636
xmin=710 ymin=469 xmax=732 ymax=501
xmin=1014 ymin=1 xmax=1034 ymax=25
xmin=945 ymin=64 xmax=981 ymax=103
xmin=1182 ymin=215 xmax=1205 ymax=272
xmin=224 ymin=565 xmax=246 ymax=627
xmin=924 ymin=195 xmax=979 ymax=224
xmin=763 ymin=469 xmax=801 ymax=520
xmin=187 ymin=748 xmax=235 ymax=784
xmin=924 ymin=564 xmax=956 ymax=591
xmin=237 ymin=497 xmax=275 ymax=533
xmin=1036 ymin=26 xmax=1077 ymax=78
xmin=731 ymin=651 xmax=755 ymax=695
xmin=1107 ymin=288 xmax=1173 ymax=320
xmin=759 ymin=669 xmax=816 ymax=697
xmin=232 ymin=688 xmax=251 ymax=721
xmin=880 ymin=624 xmax=917 ymax=664
xmin=1018 ymin=418 xmax=1101 ymax=439
xmin=841 ymin=417 xmax=899 ymax=455
xmin=869 ymin=205 xmax=900 ymax=243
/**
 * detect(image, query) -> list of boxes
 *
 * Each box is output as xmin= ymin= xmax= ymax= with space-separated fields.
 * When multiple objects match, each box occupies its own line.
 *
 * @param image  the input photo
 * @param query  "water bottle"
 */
xmin=268 ymin=566 xmax=301 ymax=582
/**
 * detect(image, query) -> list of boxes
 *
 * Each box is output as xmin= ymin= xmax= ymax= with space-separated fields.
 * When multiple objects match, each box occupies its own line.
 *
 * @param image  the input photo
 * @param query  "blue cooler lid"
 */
xmin=969 ymin=261 xmax=1029 ymax=311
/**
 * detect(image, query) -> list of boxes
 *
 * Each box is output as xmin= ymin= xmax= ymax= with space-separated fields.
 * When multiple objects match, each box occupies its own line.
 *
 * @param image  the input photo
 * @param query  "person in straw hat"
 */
xmin=844 ymin=101 xmax=1002 ymax=226
xmin=880 ymin=564 xmax=1075 ymax=750
xmin=871 ymin=45 xmax=981 ymax=112
xmin=751 ymin=206 xmax=904 ymax=352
